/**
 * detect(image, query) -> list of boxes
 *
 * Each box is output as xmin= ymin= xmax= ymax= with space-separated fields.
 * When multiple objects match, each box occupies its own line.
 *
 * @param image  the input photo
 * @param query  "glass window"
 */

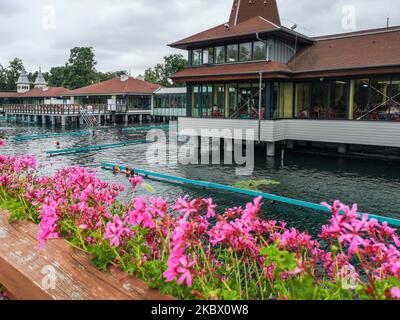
xmin=253 ymin=41 xmax=266 ymax=60
xmin=237 ymin=83 xmax=253 ymax=118
xmin=192 ymin=50 xmax=202 ymax=66
xmin=202 ymin=49 xmax=209 ymax=64
xmin=227 ymin=44 xmax=238 ymax=63
xmin=227 ymin=84 xmax=237 ymax=118
xmin=215 ymin=46 xmax=225 ymax=64
xmin=369 ymin=78 xmax=391 ymax=120
xmin=212 ymin=85 xmax=225 ymax=118
xmin=202 ymin=48 xmax=214 ymax=65
xmin=330 ymin=81 xmax=348 ymax=118
xmin=239 ymin=43 xmax=252 ymax=62
xmin=312 ymin=82 xmax=329 ymax=118
xmin=391 ymin=78 xmax=400 ymax=121
xmin=295 ymin=83 xmax=311 ymax=118
xmin=353 ymin=79 xmax=369 ymax=119
xmin=201 ymin=85 xmax=213 ymax=117
xmin=192 ymin=86 xmax=200 ymax=117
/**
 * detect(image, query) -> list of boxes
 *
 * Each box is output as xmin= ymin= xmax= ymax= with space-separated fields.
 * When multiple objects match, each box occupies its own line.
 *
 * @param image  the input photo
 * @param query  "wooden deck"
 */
xmin=0 ymin=210 xmax=173 ymax=300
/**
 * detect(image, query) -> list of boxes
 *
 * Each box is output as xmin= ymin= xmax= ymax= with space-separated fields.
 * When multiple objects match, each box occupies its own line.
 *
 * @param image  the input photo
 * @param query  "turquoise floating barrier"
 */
xmin=12 ymin=130 xmax=92 ymax=141
xmin=101 ymin=162 xmax=400 ymax=227
xmin=122 ymin=124 xmax=177 ymax=133
xmin=47 ymin=139 xmax=150 ymax=156
xmin=0 ymin=116 xmax=16 ymax=121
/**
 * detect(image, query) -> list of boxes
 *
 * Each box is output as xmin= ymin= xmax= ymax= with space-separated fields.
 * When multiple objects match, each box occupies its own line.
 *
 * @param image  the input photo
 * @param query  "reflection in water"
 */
xmin=1 ymin=122 xmax=400 ymax=235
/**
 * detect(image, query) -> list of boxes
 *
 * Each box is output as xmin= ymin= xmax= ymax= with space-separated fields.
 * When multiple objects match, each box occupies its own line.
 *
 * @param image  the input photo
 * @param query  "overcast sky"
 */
xmin=0 ymin=0 xmax=399 ymax=75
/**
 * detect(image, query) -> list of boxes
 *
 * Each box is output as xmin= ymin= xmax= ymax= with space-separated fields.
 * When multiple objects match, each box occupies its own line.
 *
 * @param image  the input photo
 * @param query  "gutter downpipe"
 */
xmin=256 ymin=33 xmax=267 ymax=143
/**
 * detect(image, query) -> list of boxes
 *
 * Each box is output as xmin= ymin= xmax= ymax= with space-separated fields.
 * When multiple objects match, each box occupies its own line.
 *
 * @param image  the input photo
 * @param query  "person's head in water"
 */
xmin=125 ymin=166 xmax=132 ymax=176
xmin=113 ymin=166 xmax=120 ymax=174
xmin=130 ymin=169 xmax=136 ymax=177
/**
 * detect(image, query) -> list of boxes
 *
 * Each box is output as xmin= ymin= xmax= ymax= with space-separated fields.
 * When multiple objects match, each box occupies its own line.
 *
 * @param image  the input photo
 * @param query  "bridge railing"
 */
xmin=2 ymin=104 xmax=82 ymax=115
xmin=1 ymin=103 xmax=150 ymax=115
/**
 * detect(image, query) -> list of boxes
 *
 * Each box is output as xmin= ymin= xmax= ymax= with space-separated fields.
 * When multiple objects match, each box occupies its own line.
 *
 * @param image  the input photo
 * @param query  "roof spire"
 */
xmin=34 ymin=66 xmax=48 ymax=89
xmin=229 ymin=0 xmax=281 ymax=26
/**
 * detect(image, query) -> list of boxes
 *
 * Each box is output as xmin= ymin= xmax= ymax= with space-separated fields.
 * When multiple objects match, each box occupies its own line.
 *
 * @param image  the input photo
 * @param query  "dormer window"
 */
xmin=215 ymin=46 xmax=225 ymax=64
xmin=253 ymin=41 xmax=267 ymax=60
xmin=189 ymin=40 xmax=272 ymax=66
xmin=192 ymin=49 xmax=202 ymax=66
xmin=227 ymin=44 xmax=239 ymax=63
xmin=202 ymin=48 xmax=214 ymax=64
xmin=239 ymin=42 xmax=252 ymax=62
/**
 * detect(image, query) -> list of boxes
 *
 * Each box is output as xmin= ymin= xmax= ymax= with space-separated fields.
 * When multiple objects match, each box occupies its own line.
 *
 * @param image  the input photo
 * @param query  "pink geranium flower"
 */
xmin=104 ymin=214 xmax=130 ymax=247
xmin=0 ymin=139 xmax=7 ymax=146
xmin=391 ymin=287 xmax=400 ymax=299
xmin=129 ymin=176 xmax=143 ymax=188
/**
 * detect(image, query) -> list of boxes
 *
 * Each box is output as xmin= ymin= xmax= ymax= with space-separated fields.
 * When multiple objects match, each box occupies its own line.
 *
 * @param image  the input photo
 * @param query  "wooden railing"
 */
xmin=1 ymin=104 xmax=151 ymax=115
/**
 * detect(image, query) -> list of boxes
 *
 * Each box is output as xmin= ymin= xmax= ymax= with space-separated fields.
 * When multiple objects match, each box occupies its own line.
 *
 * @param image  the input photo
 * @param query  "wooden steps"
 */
xmin=0 ymin=210 xmax=173 ymax=300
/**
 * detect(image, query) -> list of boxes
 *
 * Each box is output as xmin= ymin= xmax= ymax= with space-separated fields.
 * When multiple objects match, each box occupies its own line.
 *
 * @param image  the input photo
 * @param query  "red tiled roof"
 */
xmin=170 ymin=16 xmax=279 ymax=48
xmin=229 ymin=0 xmax=281 ymax=27
xmin=0 ymin=87 xmax=71 ymax=98
xmin=171 ymin=61 xmax=291 ymax=80
xmin=290 ymin=27 xmax=400 ymax=73
xmin=69 ymin=76 xmax=162 ymax=95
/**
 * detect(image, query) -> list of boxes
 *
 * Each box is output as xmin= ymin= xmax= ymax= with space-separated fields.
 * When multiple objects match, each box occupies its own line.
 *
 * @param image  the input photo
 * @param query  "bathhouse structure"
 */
xmin=170 ymin=0 xmax=400 ymax=156
xmin=0 ymin=72 xmax=163 ymax=126
xmin=154 ymin=87 xmax=187 ymax=120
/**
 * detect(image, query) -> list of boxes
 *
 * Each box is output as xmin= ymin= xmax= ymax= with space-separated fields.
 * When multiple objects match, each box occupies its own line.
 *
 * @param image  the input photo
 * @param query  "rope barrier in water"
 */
xmin=122 ymin=124 xmax=177 ymax=133
xmin=101 ymin=162 xmax=400 ymax=227
xmin=12 ymin=130 xmax=93 ymax=141
xmin=46 ymin=139 xmax=150 ymax=157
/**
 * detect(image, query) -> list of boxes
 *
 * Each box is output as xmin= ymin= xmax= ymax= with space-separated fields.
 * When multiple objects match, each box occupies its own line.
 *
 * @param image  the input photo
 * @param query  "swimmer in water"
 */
xmin=54 ymin=141 xmax=61 ymax=149
xmin=113 ymin=166 xmax=120 ymax=174
xmin=125 ymin=166 xmax=132 ymax=177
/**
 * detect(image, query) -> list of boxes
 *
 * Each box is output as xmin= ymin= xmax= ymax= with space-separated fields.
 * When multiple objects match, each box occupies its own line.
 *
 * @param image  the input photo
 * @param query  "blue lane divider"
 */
xmin=122 ymin=124 xmax=177 ymax=133
xmin=101 ymin=162 xmax=400 ymax=227
xmin=47 ymin=139 xmax=150 ymax=157
xmin=0 ymin=116 xmax=16 ymax=121
xmin=12 ymin=130 xmax=92 ymax=141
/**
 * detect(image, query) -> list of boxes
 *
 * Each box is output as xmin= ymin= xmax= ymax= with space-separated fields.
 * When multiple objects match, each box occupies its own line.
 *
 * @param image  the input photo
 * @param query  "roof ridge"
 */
xmin=257 ymin=16 xmax=280 ymax=29
xmin=314 ymin=25 xmax=400 ymax=41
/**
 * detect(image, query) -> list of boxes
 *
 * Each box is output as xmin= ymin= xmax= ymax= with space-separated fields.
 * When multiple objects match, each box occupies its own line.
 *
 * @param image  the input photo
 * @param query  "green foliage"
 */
xmin=64 ymin=47 xmax=98 ymax=89
xmin=144 ymin=54 xmax=187 ymax=87
xmin=0 ymin=188 xmax=38 ymax=223
xmin=233 ymin=179 xmax=280 ymax=191
xmin=0 ymin=58 xmax=24 ymax=91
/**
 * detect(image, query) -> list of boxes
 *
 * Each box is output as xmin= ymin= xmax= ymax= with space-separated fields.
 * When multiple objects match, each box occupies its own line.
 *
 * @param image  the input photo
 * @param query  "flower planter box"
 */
xmin=0 ymin=210 xmax=173 ymax=300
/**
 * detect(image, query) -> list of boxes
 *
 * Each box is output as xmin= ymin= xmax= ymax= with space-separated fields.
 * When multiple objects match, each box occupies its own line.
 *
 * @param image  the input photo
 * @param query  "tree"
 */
xmin=4 ymin=58 xmax=24 ymax=91
xmin=144 ymin=54 xmax=187 ymax=87
xmin=48 ymin=66 xmax=67 ymax=87
xmin=64 ymin=47 xmax=98 ymax=89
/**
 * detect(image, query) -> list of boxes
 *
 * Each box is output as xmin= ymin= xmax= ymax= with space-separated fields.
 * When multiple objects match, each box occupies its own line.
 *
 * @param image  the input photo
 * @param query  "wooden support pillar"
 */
xmin=348 ymin=80 xmax=355 ymax=120
xmin=266 ymin=142 xmax=276 ymax=157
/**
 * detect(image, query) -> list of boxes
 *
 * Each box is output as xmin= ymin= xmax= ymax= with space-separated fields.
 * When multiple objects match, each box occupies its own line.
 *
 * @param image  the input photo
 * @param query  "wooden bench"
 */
xmin=0 ymin=210 xmax=173 ymax=300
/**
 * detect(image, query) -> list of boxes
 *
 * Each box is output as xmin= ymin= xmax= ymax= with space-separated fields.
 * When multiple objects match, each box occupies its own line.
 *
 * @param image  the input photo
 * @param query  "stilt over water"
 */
xmin=101 ymin=163 xmax=400 ymax=227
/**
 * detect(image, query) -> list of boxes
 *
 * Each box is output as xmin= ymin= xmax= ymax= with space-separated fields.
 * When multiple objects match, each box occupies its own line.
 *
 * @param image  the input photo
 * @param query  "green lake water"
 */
xmin=1 ymin=122 xmax=400 ymax=235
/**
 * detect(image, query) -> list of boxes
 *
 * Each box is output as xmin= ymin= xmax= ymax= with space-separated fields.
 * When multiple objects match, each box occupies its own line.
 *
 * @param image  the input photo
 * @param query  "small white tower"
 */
xmin=34 ymin=67 xmax=48 ymax=89
xmin=16 ymin=68 xmax=31 ymax=93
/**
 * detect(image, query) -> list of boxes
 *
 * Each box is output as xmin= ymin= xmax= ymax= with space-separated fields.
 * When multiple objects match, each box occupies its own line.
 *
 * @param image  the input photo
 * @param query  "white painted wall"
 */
xmin=178 ymin=118 xmax=400 ymax=148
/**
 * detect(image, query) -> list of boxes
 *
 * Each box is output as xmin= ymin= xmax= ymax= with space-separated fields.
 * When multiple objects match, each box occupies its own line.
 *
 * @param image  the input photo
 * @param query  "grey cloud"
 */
xmin=0 ymin=0 xmax=399 ymax=75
